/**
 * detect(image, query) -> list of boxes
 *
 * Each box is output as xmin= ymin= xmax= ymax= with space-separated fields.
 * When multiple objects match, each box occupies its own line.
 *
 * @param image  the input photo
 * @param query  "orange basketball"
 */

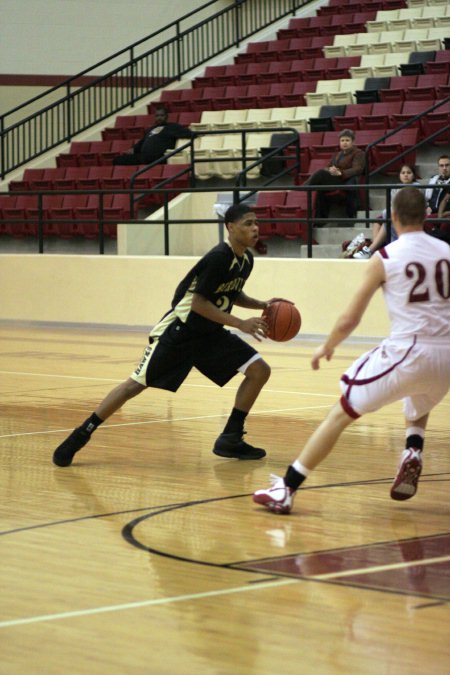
xmin=263 ymin=301 xmax=301 ymax=342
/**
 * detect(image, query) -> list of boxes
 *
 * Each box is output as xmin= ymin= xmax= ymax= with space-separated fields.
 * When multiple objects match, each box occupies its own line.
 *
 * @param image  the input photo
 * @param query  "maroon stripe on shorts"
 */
xmin=340 ymin=394 xmax=360 ymax=419
xmin=341 ymin=338 xmax=416 ymax=387
xmin=379 ymin=247 xmax=389 ymax=258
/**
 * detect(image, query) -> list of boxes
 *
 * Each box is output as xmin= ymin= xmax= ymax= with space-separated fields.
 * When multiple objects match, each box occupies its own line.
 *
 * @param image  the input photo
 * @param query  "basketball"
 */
xmin=263 ymin=301 xmax=301 ymax=342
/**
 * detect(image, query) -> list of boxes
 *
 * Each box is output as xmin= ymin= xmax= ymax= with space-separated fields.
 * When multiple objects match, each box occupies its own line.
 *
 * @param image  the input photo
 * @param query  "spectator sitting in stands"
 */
xmin=425 ymin=154 xmax=450 ymax=224
xmin=422 ymin=155 xmax=450 ymax=246
xmin=304 ymin=128 xmax=365 ymax=227
xmin=349 ymin=160 xmax=450 ymax=257
xmin=351 ymin=164 xmax=421 ymax=259
xmin=113 ymin=105 xmax=196 ymax=166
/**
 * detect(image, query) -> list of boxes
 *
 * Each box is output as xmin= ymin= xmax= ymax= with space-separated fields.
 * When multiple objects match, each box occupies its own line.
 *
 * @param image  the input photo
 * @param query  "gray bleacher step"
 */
xmin=300 ymin=244 xmax=342 ymax=259
xmin=313 ymin=226 xmax=365 ymax=245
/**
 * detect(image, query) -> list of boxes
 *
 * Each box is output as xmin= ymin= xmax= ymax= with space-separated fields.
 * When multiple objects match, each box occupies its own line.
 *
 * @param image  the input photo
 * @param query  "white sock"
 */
xmin=406 ymin=426 xmax=425 ymax=440
xmin=293 ymin=459 xmax=311 ymax=477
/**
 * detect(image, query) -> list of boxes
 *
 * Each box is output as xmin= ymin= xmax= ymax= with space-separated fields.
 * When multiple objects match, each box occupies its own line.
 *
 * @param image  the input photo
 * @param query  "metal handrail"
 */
xmin=3 ymin=181 xmax=446 ymax=256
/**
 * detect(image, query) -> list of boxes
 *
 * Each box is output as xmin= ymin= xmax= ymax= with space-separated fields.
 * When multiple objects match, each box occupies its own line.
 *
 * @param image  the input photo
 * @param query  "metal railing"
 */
xmin=4 ymin=181 xmax=446 ymax=257
xmin=0 ymin=0 xmax=310 ymax=180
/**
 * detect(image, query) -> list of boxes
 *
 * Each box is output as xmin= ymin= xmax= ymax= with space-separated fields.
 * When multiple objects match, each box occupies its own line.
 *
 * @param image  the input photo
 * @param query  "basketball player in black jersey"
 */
xmin=53 ymin=204 xmax=287 ymax=466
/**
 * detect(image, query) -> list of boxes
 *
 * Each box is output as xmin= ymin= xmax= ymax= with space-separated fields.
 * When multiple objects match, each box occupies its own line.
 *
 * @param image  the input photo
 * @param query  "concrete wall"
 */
xmin=117 ymin=192 xmax=222 ymax=257
xmin=0 ymin=255 xmax=389 ymax=337
xmin=1 ymin=0 xmax=231 ymax=76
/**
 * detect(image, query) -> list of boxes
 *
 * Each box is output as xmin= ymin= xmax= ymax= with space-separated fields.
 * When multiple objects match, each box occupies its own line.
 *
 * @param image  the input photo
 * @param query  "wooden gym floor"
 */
xmin=1 ymin=324 xmax=449 ymax=674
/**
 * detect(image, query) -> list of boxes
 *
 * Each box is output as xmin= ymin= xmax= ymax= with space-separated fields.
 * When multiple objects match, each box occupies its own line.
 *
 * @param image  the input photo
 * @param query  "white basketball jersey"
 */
xmin=377 ymin=232 xmax=450 ymax=340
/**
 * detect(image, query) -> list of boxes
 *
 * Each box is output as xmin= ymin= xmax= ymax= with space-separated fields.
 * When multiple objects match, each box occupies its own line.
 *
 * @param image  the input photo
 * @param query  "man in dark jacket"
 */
xmin=304 ymin=128 xmax=365 ymax=225
xmin=113 ymin=105 xmax=195 ymax=165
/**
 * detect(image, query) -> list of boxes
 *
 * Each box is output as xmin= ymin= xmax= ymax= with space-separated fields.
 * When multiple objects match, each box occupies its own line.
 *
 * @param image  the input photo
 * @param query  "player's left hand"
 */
xmin=264 ymin=297 xmax=294 ymax=307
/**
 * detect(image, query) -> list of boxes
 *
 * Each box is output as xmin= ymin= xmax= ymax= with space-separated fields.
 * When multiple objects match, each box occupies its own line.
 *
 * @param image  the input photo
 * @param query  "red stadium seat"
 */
xmin=421 ymin=110 xmax=450 ymax=145
xmin=9 ymin=169 xmax=45 ymax=192
xmin=2 ymin=195 xmax=38 ymax=237
xmin=253 ymin=191 xmax=287 ymax=240
xmin=48 ymin=194 xmax=88 ymax=238
xmin=272 ymin=191 xmax=312 ymax=241
xmin=279 ymin=82 xmax=311 ymax=107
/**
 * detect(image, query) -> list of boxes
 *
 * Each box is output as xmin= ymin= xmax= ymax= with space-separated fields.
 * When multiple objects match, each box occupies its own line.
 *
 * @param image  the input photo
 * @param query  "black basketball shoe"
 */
xmin=213 ymin=431 xmax=266 ymax=460
xmin=53 ymin=428 xmax=91 ymax=467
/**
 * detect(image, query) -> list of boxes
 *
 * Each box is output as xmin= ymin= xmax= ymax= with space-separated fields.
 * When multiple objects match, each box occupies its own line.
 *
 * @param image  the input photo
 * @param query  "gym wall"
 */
xmin=0 ymin=255 xmax=390 ymax=338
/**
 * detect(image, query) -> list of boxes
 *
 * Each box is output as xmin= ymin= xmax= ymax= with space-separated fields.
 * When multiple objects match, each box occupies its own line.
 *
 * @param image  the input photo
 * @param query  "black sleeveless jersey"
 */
xmin=151 ymin=242 xmax=254 ymax=337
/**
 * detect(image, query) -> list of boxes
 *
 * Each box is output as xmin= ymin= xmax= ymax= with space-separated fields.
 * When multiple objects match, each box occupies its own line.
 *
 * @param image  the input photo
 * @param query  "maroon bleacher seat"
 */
xmin=333 ymin=103 xmax=373 ymax=130
xmin=253 ymin=191 xmax=287 ymax=239
xmin=9 ymin=169 xmax=45 ymax=192
xmin=47 ymin=194 xmax=88 ymax=238
xmin=392 ymin=101 xmax=431 ymax=137
xmin=360 ymin=113 xmax=393 ymax=131
xmin=371 ymin=128 xmax=418 ymax=174
xmin=258 ymin=62 xmax=291 ymax=84
xmin=280 ymin=82 xmax=311 ymax=107
xmin=421 ymin=107 xmax=450 ymax=145
xmin=101 ymin=126 xmax=126 ymax=141
xmin=379 ymin=76 xmax=417 ymax=103
xmin=193 ymin=65 xmax=227 ymax=88
xmin=170 ymin=89 xmax=204 ymax=113
xmin=216 ymin=64 xmax=248 ymax=86
xmin=25 ymin=194 xmax=65 ymax=236
xmin=371 ymin=101 xmax=403 ymax=128
xmin=155 ymin=164 xmax=190 ymax=201
xmin=259 ymin=39 xmax=291 ymax=63
xmin=231 ymin=62 xmax=262 ymax=85
xmin=2 ymin=195 xmax=39 ymax=237
xmin=272 ymin=191 xmax=311 ymax=241
xmin=0 ymin=195 xmax=18 ymax=235
xmin=177 ymin=111 xmax=202 ymax=126
xmin=245 ymin=84 xmax=273 ymax=108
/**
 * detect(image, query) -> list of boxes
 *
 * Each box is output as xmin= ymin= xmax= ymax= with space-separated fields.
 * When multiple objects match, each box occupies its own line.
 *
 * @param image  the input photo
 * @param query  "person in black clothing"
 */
xmin=112 ymin=105 xmax=195 ymax=165
xmin=53 ymin=204 xmax=290 ymax=467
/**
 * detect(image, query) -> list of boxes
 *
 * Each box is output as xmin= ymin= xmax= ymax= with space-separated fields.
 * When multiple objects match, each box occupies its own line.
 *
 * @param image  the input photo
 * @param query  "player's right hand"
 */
xmin=239 ymin=317 xmax=268 ymax=342
xmin=311 ymin=344 xmax=334 ymax=370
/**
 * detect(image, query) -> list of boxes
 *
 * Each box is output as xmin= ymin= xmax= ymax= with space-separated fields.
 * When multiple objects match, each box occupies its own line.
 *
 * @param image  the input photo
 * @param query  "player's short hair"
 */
xmin=224 ymin=203 xmax=254 ymax=225
xmin=393 ymin=187 xmax=426 ymax=226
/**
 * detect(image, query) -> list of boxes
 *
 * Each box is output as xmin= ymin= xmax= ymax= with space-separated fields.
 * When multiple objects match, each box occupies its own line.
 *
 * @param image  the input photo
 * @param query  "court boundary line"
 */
xmin=310 ymin=555 xmax=450 ymax=579
xmin=1 ymin=552 xmax=448 ymax=629
xmin=0 ymin=578 xmax=299 ymax=629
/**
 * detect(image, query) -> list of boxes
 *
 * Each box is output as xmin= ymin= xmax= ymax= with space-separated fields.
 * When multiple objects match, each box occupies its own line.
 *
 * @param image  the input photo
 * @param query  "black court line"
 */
xmin=1 ymin=473 xmax=448 ymax=539
xmin=121 ymin=489 xmax=450 ymax=604
xmin=2 ymin=474 xmax=448 ymax=603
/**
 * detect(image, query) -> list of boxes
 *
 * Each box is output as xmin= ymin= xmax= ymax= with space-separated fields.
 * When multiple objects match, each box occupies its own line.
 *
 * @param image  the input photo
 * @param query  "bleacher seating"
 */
xmin=3 ymin=0 xmax=449 ymax=245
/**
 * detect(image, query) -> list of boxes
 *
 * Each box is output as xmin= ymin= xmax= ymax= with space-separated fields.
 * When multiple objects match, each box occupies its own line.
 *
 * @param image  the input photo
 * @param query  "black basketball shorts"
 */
xmin=131 ymin=322 xmax=260 ymax=392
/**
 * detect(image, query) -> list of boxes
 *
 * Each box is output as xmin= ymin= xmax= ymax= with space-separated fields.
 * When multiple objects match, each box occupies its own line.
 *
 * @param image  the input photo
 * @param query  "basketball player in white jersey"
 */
xmin=254 ymin=187 xmax=450 ymax=514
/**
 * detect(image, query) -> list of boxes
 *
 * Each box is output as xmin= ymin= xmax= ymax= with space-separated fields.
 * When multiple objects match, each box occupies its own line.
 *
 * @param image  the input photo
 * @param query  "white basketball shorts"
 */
xmin=340 ymin=336 xmax=450 ymax=421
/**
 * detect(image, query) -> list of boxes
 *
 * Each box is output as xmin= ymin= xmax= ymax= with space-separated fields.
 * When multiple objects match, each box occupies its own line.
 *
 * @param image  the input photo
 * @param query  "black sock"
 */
xmin=406 ymin=434 xmax=424 ymax=451
xmin=284 ymin=465 xmax=307 ymax=491
xmin=80 ymin=413 xmax=103 ymax=435
xmin=223 ymin=408 xmax=248 ymax=435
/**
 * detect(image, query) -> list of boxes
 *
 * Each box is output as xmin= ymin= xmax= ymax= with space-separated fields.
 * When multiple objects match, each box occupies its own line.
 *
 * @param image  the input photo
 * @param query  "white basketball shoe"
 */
xmin=253 ymin=474 xmax=295 ymax=514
